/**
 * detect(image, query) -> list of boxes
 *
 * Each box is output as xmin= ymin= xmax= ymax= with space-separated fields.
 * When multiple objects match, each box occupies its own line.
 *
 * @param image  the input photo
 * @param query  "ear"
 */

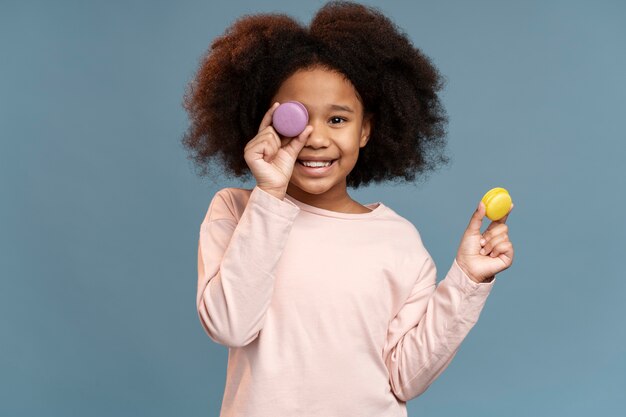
xmin=360 ymin=113 xmax=373 ymax=148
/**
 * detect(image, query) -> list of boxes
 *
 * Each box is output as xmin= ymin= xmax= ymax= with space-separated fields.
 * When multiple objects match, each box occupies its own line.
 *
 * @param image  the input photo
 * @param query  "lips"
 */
xmin=296 ymin=159 xmax=337 ymax=175
xmin=297 ymin=159 xmax=336 ymax=164
xmin=297 ymin=156 xmax=337 ymax=162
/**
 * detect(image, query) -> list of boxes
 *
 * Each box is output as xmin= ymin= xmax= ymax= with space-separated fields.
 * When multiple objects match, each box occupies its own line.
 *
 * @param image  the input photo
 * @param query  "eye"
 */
xmin=329 ymin=116 xmax=347 ymax=125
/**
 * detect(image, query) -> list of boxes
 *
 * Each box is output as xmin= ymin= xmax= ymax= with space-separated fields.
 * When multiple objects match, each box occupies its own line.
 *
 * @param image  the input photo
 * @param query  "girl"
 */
xmin=182 ymin=1 xmax=514 ymax=416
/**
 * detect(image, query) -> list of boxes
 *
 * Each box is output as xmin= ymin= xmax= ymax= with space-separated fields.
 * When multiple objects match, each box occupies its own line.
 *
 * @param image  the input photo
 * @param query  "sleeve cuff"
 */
xmin=449 ymin=258 xmax=496 ymax=296
xmin=249 ymin=185 xmax=301 ymax=220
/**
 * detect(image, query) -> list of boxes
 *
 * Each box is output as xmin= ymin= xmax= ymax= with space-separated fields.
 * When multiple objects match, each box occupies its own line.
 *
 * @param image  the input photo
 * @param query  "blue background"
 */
xmin=2 ymin=0 xmax=625 ymax=415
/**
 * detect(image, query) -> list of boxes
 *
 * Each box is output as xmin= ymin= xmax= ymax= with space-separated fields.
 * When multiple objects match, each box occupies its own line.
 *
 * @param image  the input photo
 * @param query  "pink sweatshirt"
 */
xmin=197 ymin=185 xmax=496 ymax=417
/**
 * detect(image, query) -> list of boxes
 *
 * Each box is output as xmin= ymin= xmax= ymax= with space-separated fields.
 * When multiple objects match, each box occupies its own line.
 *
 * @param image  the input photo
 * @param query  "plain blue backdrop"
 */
xmin=2 ymin=0 xmax=625 ymax=416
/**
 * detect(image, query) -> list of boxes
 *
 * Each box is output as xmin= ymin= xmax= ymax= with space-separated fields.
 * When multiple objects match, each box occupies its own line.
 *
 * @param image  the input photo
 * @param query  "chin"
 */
xmin=290 ymin=180 xmax=335 ymax=195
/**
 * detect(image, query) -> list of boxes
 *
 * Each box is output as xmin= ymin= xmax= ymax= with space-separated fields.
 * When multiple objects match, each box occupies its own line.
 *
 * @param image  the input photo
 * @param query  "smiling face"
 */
xmin=270 ymin=66 xmax=372 ymax=209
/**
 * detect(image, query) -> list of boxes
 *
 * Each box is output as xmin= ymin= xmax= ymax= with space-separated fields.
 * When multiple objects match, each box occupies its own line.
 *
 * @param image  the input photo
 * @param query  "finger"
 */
xmin=260 ymin=138 xmax=274 ymax=163
xmin=481 ymin=202 xmax=513 ymax=236
xmin=268 ymin=137 xmax=280 ymax=162
xmin=258 ymin=102 xmax=281 ymax=133
xmin=495 ymin=202 xmax=514 ymax=224
xmin=260 ymin=135 xmax=279 ymax=162
xmin=480 ymin=233 xmax=508 ymax=256
xmin=466 ymin=200 xmax=486 ymax=235
xmin=266 ymin=126 xmax=283 ymax=150
xmin=251 ymin=130 xmax=278 ymax=157
xmin=481 ymin=223 xmax=509 ymax=243
xmin=282 ymin=125 xmax=313 ymax=159
xmin=489 ymin=241 xmax=513 ymax=259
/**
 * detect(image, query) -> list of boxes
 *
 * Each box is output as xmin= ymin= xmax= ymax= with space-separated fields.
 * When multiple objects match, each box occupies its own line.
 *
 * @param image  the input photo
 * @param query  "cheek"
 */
xmin=341 ymin=146 xmax=360 ymax=162
xmin=335 ymin=155 xmax=356 ymax=173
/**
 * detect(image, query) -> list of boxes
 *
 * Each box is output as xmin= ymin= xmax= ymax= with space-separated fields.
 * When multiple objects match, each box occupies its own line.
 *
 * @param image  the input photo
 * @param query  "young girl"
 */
xmin=182 ymin=1 xmax=514 ymax=416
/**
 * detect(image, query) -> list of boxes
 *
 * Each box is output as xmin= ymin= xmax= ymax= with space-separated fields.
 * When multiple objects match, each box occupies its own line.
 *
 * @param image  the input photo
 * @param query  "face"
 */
xmin=270 ymin=66 xmax=371 ymax=206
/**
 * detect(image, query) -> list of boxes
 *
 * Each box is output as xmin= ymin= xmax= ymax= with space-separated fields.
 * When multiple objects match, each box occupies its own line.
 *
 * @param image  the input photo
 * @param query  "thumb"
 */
xmin=466 ymin=200 xmax=486 ymax=234
xmin=283 ymin=125 xmax=313 ymax=159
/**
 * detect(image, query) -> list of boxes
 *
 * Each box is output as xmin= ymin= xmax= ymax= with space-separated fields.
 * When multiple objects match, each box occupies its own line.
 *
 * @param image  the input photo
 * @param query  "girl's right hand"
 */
xmin=244 ymin=102 xmax=313 ymax=198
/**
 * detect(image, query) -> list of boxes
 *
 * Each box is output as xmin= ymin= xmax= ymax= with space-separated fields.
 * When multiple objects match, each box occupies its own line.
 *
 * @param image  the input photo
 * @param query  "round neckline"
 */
xmin=283 ymin=193 xmax=386 ymax=219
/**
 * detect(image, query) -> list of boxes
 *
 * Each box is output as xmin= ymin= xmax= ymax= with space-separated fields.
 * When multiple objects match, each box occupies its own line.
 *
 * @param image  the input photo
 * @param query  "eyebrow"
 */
xmin=328 ymin=104 xmax=355 ymax=113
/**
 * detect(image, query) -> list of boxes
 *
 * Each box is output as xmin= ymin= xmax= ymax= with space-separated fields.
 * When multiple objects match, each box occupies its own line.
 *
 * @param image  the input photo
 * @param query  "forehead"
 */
xmin=273 ymin=67 xmax=361 ymax=112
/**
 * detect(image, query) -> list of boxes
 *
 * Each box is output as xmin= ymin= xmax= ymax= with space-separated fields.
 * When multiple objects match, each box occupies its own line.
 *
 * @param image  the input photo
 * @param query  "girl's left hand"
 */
xmin=455 ymin=201 xmax=515 ymax=283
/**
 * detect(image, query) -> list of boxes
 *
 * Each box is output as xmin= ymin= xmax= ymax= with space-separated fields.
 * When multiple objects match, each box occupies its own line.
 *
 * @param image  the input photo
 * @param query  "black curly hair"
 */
xmin=181 ymin=0 xmax=450 ymax=189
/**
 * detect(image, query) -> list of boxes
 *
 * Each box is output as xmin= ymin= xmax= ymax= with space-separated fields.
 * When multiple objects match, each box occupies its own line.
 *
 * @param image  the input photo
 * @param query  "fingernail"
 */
xmin=480 ymin=238 xmax=486 ymax=245
xmin=480 ymin=249 xmax=485 ymax=255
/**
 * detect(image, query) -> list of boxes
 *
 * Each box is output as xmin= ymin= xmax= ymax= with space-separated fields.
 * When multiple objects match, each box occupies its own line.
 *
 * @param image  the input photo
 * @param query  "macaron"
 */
xmin=481 ymin=187 xmax=512 ymax=221
xmin=272 ymin=101 xmax=309 ymax=137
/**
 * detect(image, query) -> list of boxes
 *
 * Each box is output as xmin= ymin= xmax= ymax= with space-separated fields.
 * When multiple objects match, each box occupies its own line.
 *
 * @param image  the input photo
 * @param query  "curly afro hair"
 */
xmin=181 ymin=0 xmax=450 ymax=189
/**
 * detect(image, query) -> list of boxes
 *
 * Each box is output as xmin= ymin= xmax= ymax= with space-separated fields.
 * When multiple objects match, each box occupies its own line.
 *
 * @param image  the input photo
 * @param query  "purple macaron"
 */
xmin=272 ymin=101 xmax=309 ymax=137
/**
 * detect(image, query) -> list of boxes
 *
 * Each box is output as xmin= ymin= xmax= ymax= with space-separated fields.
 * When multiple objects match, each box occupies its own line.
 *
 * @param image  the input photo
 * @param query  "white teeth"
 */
xmin=300 ymin=160 xmax=332 ymax=167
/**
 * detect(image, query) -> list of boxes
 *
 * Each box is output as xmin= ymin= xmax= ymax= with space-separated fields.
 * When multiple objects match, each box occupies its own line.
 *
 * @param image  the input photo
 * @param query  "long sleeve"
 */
xmin=196 ymin=185 xmax=300 ymax=348
xmin=383 ymin=255 xmax=495 ymax=402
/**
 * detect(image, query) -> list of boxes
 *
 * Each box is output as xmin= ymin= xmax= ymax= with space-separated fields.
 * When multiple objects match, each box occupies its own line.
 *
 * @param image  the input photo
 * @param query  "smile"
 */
xmin=296 ymin=159 xmax=338 ymax=175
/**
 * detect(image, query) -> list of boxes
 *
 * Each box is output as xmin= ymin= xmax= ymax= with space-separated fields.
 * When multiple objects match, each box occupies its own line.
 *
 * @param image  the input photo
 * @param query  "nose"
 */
xmin=304 ymin=118 xmax=330 ymax=148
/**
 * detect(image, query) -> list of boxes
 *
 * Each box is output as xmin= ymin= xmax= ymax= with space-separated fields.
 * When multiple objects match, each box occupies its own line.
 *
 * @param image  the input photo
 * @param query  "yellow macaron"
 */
xmin=481 ymin=187 xmax=512 ymax=221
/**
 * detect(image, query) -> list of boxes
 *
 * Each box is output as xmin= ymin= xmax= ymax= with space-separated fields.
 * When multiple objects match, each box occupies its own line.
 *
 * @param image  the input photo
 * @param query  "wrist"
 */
xmin=257 ymin=185 xmax=286 ymax=201
xmin=481 ymin=275 xmax=495 ymax=283
xmin=455 ymin=257 xmax=492 ymax=284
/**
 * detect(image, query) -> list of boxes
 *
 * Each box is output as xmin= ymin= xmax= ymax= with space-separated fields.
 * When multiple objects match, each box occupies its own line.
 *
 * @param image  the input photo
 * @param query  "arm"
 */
xmin=383 ymin=256 xmax=495 ymax=402
xmin=196 ymin=185 xmax=300 ymax=348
